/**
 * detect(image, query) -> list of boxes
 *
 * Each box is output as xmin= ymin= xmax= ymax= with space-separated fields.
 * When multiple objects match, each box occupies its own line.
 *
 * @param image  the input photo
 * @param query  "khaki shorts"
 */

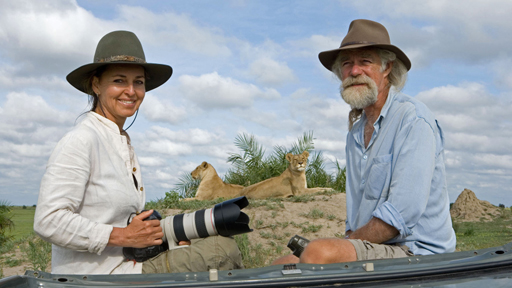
xmin=142 ymin=235 xmax=243 ymax=274
xmin=347 ymin=239 xmax=414 ymax=261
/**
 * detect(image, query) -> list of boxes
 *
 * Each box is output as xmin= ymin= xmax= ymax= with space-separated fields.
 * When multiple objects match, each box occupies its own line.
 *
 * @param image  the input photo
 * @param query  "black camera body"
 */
xmin=122 ymin=210 xmax=168 ymax=262
xmin=287 ymin=234 xmax=310 ymax=258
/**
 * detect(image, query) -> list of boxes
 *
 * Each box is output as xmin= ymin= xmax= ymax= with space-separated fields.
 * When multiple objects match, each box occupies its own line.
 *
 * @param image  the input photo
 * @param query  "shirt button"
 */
xmin=140 ymin=187 xmax=144 ymax=192
xmin=363 ymin=155 xmax=368 ymax=160
xmin=133 ymin=167 xmax=137 ymax=172
xmin=362 ymin=179 xmax=366 ymax=184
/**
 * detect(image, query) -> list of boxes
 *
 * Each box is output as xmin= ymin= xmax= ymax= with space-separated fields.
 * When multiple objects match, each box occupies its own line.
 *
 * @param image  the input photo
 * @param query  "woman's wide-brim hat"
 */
xmin=318 ymin=19 xmax=411 ymax=72
xmin=67 ymin=30 xmax=173 ymax=93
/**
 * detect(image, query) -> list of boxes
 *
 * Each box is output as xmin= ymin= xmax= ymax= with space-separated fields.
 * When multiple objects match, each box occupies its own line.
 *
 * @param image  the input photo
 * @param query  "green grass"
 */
xmin=453 ymin=217 xmax=512 ymax=251
xmin=5 ymin=206 xmax=36 ymax=241
xmin=300 ymin=208 xmax=325 ymax=219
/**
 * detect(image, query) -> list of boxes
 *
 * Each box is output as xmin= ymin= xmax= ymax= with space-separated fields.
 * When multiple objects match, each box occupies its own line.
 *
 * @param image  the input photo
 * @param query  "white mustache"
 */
xmin=342 ymin=75 xmax=373 ymax=90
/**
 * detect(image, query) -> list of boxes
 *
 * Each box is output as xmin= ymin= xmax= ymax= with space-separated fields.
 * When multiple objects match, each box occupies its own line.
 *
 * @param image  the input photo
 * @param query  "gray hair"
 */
xmin=376 ymin=49 xmax=408 ymax=92
xmin=331 ymin=48 xmax=408 ymax=92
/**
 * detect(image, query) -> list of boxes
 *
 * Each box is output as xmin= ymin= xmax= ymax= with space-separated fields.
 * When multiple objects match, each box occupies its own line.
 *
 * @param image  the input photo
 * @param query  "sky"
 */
xmin=0 ymin=0 xmax=511 ymax=206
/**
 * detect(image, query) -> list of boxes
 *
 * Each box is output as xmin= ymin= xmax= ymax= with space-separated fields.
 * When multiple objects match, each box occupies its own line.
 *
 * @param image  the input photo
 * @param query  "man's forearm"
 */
xmin=346 ymin=217 xmax=398 ymax=243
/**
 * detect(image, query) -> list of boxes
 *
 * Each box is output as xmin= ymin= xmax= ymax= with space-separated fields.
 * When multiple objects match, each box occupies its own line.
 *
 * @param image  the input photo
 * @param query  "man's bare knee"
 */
xmin=300 ymin=238 xmax=357 ymax=264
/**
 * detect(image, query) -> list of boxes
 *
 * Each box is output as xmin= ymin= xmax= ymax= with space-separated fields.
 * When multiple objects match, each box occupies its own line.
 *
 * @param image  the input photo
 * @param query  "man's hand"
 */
xmin=108 ymin=210 xmax=164 ymax=248
xmin=346 ymin=217 xmax=398 ymax=243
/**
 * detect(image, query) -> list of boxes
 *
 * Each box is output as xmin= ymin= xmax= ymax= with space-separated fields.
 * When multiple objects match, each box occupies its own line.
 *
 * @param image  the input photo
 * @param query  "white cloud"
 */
xmin=1 ymin=92 xmax=74 ymax=126
xmin=138 ymin=156 xmax=167 ymax=167
xmin=0 ymin=0 xmax=234 ymax=79
xmin=248 ymin=57 xmax=296 ymax=86
xmin=136 ymin=126 xmax=235 ymax=159
xmin=291 ymin=34 xmax=341 ymax=58
xmin=0 ymin=0 xmax=107 ymax=75
xmin=116 ymin=5 xmax=231 ymax=58
xmin=141 ymin=94 xmax=189 ymax=124
xmin=416 ymin=82 xmax=512 ymax=136
xmin=289 ymin=88 xmax=350 ymax=131
xmin=178 ymin=72 xmax=280 ymax=109
xmin=233 ymin=108 xmax=301 ymax=131
xmin=415 ymin=82 xmax=512 ymax=204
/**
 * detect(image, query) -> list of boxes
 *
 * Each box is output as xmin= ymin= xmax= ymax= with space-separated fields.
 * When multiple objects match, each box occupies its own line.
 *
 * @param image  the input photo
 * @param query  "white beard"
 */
xmin=340 ymin=75 xmax=378 ymax=109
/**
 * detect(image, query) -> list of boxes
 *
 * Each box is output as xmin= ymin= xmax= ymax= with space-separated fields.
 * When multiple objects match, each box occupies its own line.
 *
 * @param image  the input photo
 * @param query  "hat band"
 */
xmin=340 ymin=41 xmax=377 ymax=48
xmin=96 ymin=55 xmax=146 ymax=64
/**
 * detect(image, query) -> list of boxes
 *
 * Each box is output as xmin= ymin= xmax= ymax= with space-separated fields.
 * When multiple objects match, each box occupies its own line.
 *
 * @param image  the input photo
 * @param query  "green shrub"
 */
xmin=0 ymin=200 xmax=15 ymax=246
xmin=464 ymin=225 xmax=475 ymax=236
xmin=22 ymin=236 xmax=52 ymax=272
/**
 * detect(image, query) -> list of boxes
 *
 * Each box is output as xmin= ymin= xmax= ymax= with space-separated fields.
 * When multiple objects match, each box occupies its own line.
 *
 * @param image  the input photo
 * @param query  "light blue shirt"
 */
xmin=345 ymin=91 xmax=456 ymax=255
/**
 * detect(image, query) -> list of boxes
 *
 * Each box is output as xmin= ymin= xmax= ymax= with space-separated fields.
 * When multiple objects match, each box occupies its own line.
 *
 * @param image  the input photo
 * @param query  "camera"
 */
xmin=123 ymin=196 xmax=252 ymax=262
xmin=160 ymin=196 xmax=252 ymax=246
xmin=287 ymin=234 xmax=310 ymax=258
xmin=123 ymin=210 xmax=169 ymax=262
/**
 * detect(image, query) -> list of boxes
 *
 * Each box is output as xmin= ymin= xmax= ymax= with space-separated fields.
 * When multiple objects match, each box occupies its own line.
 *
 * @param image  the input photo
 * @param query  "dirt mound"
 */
xmin=450 ymin=189 xmax=499 ymax=222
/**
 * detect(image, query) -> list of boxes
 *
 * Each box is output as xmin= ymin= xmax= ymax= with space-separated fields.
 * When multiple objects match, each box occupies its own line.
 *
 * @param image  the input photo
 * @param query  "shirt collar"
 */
xmin=349 ymin=90 xmax=398 ymax=147
xmin=88 ymin=112 xmax=122 ymax=135
xmin=377 ymin=89 xmax=397 ymax=124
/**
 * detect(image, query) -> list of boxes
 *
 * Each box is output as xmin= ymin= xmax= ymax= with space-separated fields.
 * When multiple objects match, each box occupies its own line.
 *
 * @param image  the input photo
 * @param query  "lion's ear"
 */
xmin=303 ymin=151 xmax=310 ymax=158
xmin=285 ymin=153 xmax=293 ymax=162
xmin=202 ymin=161 xmax=208 ymax=168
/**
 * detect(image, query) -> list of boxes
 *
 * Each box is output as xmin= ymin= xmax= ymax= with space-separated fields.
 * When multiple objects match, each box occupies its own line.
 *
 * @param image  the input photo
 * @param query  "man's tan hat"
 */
xmin=67 ymin=30 xmax=173 ymax=93
xmin=318 ymin=19 xmax=411 ymax=71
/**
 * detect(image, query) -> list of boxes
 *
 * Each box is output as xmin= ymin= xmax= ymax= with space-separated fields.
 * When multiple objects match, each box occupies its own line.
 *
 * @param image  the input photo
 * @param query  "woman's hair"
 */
xmin=81 ymin=65 xmax=108 ymax=112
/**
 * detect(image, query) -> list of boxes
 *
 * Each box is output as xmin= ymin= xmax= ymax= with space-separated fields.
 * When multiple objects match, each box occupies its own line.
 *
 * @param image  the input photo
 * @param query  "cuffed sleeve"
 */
xmin=372 ymin=201 xmax=412 ymax=237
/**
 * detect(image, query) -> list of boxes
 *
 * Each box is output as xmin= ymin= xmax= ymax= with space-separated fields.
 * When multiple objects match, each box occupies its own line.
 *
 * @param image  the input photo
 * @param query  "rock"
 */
xmin=450 ymin=189 xmax=500 ymax=222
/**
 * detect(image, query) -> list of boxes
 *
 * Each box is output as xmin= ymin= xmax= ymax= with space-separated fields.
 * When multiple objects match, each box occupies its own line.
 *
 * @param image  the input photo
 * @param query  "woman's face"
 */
xmin=92 ymin=64 xmax=145 ymax=129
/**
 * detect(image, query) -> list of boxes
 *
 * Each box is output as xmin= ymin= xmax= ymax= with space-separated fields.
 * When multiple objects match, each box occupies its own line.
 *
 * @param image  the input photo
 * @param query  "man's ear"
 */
xmin=383 ymin=61 xmax=393 ymax=78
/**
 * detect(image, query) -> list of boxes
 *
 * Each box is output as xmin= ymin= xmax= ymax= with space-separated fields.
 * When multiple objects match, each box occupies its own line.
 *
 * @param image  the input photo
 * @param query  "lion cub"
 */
xmin=241 ymin=151 xmax=333 ymax=199
xmin=183 ymin=161 xmax=244 ymax=201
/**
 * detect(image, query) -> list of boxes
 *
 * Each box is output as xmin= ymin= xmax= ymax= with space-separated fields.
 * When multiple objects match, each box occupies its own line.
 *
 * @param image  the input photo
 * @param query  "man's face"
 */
xmin=337 ymin=49 xmax=389 ymax=109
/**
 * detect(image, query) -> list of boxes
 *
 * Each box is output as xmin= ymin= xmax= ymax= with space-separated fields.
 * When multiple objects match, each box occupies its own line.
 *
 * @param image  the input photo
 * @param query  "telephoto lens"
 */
xmin=287 ymin=234 xmax=310 ymax=258
xmin=160 ymin=196 xmax=252 ymax=246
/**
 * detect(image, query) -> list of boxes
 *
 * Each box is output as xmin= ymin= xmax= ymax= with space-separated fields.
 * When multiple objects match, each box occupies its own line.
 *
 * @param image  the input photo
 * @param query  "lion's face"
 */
xmin=286 ymin=151 xmax=309 ymax=172
xmin=191 ymin=161 xmax=209 ymax=180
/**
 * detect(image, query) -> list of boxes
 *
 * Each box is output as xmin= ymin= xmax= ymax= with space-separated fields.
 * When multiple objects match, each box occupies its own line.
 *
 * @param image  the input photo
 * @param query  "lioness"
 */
xmin=241 ymin=151 xmax=333 ymax=199
xmin=183 ymin=161 xmax=244 ymax=201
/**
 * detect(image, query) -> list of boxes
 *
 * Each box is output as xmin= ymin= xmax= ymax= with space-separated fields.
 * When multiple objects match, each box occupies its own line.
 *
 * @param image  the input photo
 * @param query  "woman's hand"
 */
xmin=108 ymin=210 xmax=164 ymax=248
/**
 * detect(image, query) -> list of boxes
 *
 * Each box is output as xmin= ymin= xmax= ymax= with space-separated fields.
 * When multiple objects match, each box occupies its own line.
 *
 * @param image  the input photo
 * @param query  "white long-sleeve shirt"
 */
xmin=34 ymin=112 xmax=144 ymax=274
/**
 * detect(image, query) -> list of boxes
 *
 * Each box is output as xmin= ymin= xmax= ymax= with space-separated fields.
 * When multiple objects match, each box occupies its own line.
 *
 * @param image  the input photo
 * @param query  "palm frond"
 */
xmin=174 ymin=173 xmax=200 ymax=198
xmin=291 ymin=131 xmax=315 ymax=155
xmin=234 ymin=133 xmax=265 ymax=164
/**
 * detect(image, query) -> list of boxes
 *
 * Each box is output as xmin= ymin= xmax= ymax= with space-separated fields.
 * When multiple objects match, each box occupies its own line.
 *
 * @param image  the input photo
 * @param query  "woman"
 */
xmin=34 ymin=31 xmax=242 ymax=275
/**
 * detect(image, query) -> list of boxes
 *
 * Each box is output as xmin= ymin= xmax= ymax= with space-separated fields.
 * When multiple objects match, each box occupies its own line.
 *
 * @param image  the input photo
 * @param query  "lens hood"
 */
xmin=213 ymin=196 xmax=252 ymax=236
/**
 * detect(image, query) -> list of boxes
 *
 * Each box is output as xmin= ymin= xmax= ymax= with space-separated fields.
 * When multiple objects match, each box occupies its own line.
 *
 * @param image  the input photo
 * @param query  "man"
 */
xmin=273 ymin=19 xmax=455 ymax=265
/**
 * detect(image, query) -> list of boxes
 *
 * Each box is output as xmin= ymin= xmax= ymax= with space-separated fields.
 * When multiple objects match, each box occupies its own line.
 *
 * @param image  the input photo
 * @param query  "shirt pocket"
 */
xmin=363 ymin=153 xmax=392 ymax=200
